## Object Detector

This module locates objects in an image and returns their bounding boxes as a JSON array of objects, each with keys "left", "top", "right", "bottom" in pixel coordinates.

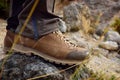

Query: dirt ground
[{"left": 0, "top": 19, "right": 7, "bottom": 60}]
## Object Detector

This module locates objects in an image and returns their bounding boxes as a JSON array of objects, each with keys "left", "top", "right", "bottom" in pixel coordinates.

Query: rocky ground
[
  {"left": 0, "top": 0, "right": 120, "bottom": 80},
  {"left": 0, "top": 19, "right": 6, "bottom": 60}
]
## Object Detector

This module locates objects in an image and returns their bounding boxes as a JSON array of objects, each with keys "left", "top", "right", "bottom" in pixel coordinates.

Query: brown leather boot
[{"left": 4, "top": 30, "right": 89, "bottom": 65}]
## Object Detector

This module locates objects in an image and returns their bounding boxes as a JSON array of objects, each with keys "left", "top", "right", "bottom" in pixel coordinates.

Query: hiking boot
[{"left": 4, "top": 30, "right": 89, "bottom": 65}]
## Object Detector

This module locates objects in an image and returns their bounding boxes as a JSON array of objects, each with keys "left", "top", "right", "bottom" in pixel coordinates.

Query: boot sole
[{"left": 4, "top": 44, "right": 89, "bottom": 65}]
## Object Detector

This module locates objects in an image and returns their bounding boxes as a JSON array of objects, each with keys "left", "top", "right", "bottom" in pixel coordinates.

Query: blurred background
[{"left": 0, "top": 0, "right": 9, "bottom": 19}]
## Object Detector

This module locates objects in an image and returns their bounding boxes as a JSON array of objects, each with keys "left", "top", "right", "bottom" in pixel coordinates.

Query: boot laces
[{"left": 53, "top": 30, "right": 78, "bottom": 48}]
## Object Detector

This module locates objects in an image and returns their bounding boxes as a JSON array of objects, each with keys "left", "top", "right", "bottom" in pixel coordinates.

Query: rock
[
  {"left": 77, "top": 40, "right": 88, "bottom": 48},
  {"left": 95, "top": 23, "right": 109, "bottom": 36},
  {"left": 65, "top": 31, "right": 88, "bottom": 48},
  {"left": 1, "top": 53, "right": 66, "bottom": 80},
  {"left": 107, "top": 51, "right": 120, "bottom": 60},
  {"left": 92, "top": 48, "right": 109, "bottom": 57},
  {"left": 85, "top": 55, "right": 120, "bottom": 79},
  {"left": 99, "top": 41, "right": 118, "bottom": 50},
  {"left": 83, "top": 0, "right": 120, "bottom": 36},
  {"left": 84, "top": 0, "right": 118, "bottom": 22},
  {"left": 84, "top": 0, "right": 116, "bottom": 9},
  {"left": 93, "top": 33, "right": 100, "bottom": 40},
  {"left": 0, "top": 52, "right": 120, "bottom": 80},
  {"left": 0, "top": 48, "right": 5, "bottom": 60},
  {"left": 105, "top": 31, "right": 120, "bottom": 44},
  {"left": 63, "top": 2, "right": 91, "bottom": 32},
  {"left": 58, "top": 19, "right": 67, "bottom": 33},
  {"left": 72, "top": 54, "right": 120, "bottom": 80}
]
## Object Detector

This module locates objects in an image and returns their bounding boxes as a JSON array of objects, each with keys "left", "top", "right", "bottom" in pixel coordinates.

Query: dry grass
[
  {"left": 111, "top": 17, "right": 120, "bottom": 34},
  {"left": 70, "top": 64, "right": 118, "bottom": 80}
]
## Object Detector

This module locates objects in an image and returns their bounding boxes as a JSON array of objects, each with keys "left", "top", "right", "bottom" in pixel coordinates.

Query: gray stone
[
  {"left": 93, "top": 34, "right": 100, "bottom": 40},
  {"left": 1, "top": 53, "right": 66, "bottom": 80},
  {"left": 105, "top": 31, "right": 120, "bottom": 44},
  {"left": 63, "top": 2, "right": 91, "bottom": 32},
  {"left": 77, "top": 40, "right": 88, "bottom": 48},
  {"left": 0, "top": 48, "right": 6, "bottom": 60},
  {"left": 84, "top": 0, "right": 116, "bottom": 10},
  {"left": 95, "top": 23, "right": 109, "bottom": 36},
  {"left": 0, "top": 51, "right": 120, "bottom": 80},
  {"left": 58, "top": 19, "right": 67, "bottom": 33},
  {"left": 84, "top": 0, "right": 120, "bottom": 37},
  {"left": 99, "top": 41, "right": 118, "bottom": 50},
  {"left": 65, "top": 31, "right": 88, "bottom": 48},
  {"left": 92, "top": 48, "right": 109, "bottom": 57}
]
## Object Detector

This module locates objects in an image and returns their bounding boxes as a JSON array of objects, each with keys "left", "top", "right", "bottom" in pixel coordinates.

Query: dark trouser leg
[
  {"left": 17, "top": 0, "right": 60, "bottom": 39},
  {"left": 6, "top": 0, "right": 26, "bottom": 32},
  {"left": 7, "top": 0, "right": 60, "bottom": 39}
]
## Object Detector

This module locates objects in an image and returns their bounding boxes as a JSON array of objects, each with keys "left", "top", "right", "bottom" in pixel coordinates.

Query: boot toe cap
[{"left": 66, "top": 50, "right": 89, "bottom": 61}]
